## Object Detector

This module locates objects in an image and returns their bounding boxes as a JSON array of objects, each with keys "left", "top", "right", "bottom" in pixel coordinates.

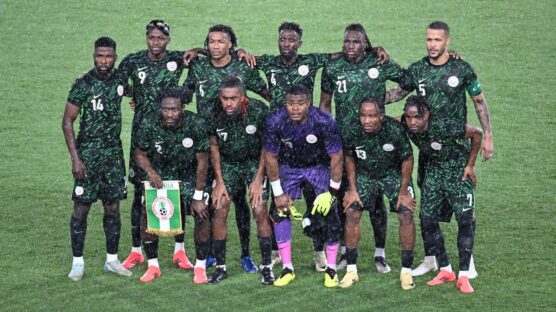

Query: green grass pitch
[{"left": 0, "top": 0, "right": 555, "bottom": 310}]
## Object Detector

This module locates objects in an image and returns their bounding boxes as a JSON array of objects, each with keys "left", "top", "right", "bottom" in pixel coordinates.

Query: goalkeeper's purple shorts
[{"left": 278, "top": 164, "right": 329, "bottom": 199}]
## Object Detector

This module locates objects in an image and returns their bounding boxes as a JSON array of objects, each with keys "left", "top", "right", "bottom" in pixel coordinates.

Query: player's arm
[
  {"left": 471, "top": 93, "right": 493, "bottom": 161},
  {"left": 397, "top": 156, "right": 416, "bottom": 211},
  {"left": 264, "top": 150, "right": 292, "bottom": 210},
  {"left": 342, "top": 150, "right": 363, "bottom": 212},
  {"left": 134, "top": 148, "right": 163, "bottom": 189},
  {"left": 249, "top": 149, "right": 266, "bottom": 209},
  {"left": 319, "top": 66, "right": 335, "bottom": 113},
  {"left": 462, "top": 124, "right": 483, "bottom": 185},
  {"left": 384, "top": 85, "right": 412, "bottom": 104},
  {"left": 373, "top": 46, "right": 390, "bottom": 65},
  {"left": 210, "top": 136, "right": 230, "bottom": 209},
  {"left": 191, "top": 150, "right": 210, "bottom": 221},
  {"left": 62, "top": 102, "right": 86, "bottom": 180},
  {"left": 183, "top": 47, "right": 208, "bottom": 66}
]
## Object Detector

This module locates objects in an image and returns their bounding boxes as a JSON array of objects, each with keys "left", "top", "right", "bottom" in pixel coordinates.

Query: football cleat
[
  {"left": 260, "top": 266, "right": 275, "bottom": 285},
  {"left": 400, "top": 272, "right": 416, "bottom": 290},
  {"left": 339, "top": 271, "right": 359, "bottom": 288},
  {"left": 240, "top": 256, "right": 258, "bottom": 273},
  {"left": 273, "top": 268, "right": 295, "bottom": 287},
  {"left": 427, "top": 270, "right": 456, "bottom": 286},
  {"left": 314, "top": 251, "right": 327, "bottom": 272},
  {"left": 457, "top": 276, "right": 475, "bottom": 294},
  {"left": 68, "top": 263, "right": 85, "bottom": 281},
  {"left": 374, "top": 256, "right": 391, "bottom": 273},
  {"left": 104, "top": 260, "right": 132, "bottom": 277},
  {"left": 122, "top": 252, "right": 144, "bottom": 270},
  {"left": 412, "top": 258, "right": 438, "bottom": 276},
  {"left": 193, "top": 267, "right": 208, "bottom": 284},
  {"left": 139, "top": 266, "right": 161, "bottom": 283},
  {"left": 173, "top": 250, "right": 193, "bottom": 270},
  {"left": 324, "top": 267, "right": 339, "bottom": 288},
  {"left": 207, "top": 267, "right": 228, "bottom": 285}
]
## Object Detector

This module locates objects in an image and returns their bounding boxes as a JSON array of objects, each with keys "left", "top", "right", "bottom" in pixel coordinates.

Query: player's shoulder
[
  {"left": 408, "top": 56, "right": 428, "bottom": 70},
  {"left": 121, "top": 50, "right": 147, "bottom": 63},
  {"left": 309, "top": 106, "right": 335, "bottom": 125},
  {"left": 265, "top": 107, "right": 288, "bottom": 124},
  {"left": 383, "top": 116, "right": 406, "bottom": 133},
  {"left": 70, "top": 69, "right": 95, "bottom": 88},
  {"left": 248, "top": 98, "right": 269, "bottom": 114},
  {"left": 448, "top": 57, "right": 475, "bottom": 73},
  {"left": 256, "top": 54, "right": 279, "bottom": 66}
]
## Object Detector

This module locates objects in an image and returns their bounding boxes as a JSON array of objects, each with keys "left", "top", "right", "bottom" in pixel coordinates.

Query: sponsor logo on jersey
[
  {"left": 368, "top": 68, "right": 379, "bottom": 79},
  {"left": 306, "top": 134, "right": 318, "bottom": 144},
  {"left": 155, "top": 141, "right": 163, "bottom": 154},
  {"left": 74, "top": 186, "right": 84, "bottom": 196},
  {"left": 137, "top": 66, "right": 148, "bottom": 72},
  {"left": 117, "top": 85, "right": 124, "bottom": 96},
  {"left": 182, "top": 138, "right": 193, "bottom": 148},
  {"left": 245, "top": 125, "right": 257, "bottom": 134},
  {"left": 298, "top": 65, "right": 309, "bottom": 76},
  {"left": 382, "top": 143, "right": 394, "bottom": 152},
  {"left": 448, "top": 76, "right": 459, "bottom": 87},
  {"left": 281, "top": 138, "right": 293, "bottom": 148},
  {"left": 431, "top": 142, "right": 442, "bottom": 150},
  {"left": 166, "top": 61, "right": 178, "bottom": 72}
]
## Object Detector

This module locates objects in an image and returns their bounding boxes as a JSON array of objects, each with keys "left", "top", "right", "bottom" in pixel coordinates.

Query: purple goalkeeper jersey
[{"left": 263, "top": 106, "right": 342, "bottom": 168}]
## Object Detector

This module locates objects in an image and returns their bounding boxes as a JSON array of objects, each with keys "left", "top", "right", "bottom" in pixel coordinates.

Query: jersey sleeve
[
  {"left": 244, "top": 66, "right": 267, "bottom": 96},
  {"left": 398, "top": 64, "right": 416, "bottom": 92},
  {"left": 262, "top": 113, "right": 281, "bottom": 154},
  {"left": 67, "top": 78, "right": 87, "bottom": 107},
  {"left": 320, "top": 64, "right": 336, "bottom": 94},
  {"left": 118, "top": 54, "right": 134, "bottom": 81},
  {"left": 193, "top": 117, "right": 210, "bottom": 153},
  {"left": 323, "top": 118, "right": 343, "bottom": 155},
  {"left": 462, "top": 62, "right": 482, "bottom": 96},
  {"left": 383, "top": 59, "right": 408, "bottom": 84},
  {"left": 134, "top": 121, "right": 151, "bottom": 151},
  {"left": 397, "top": 127, "right": 413, "bottom": 161},
  {"left": 310, "top": 53, "right": 331, "bottom": 67},
  {"left": 183, "top": 61, "right": 198, "bottom": 89},
  {"left": 255, "top": 54, "right": 272, "bottom": 70}
]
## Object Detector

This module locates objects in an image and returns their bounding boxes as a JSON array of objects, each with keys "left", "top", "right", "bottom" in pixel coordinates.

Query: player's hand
[
  {"left": 342, "top": 189, "right": 363, "bottom": 213},
  {"left": 129, "top": 98, "right": 137, "bottom": 112},
  {"left": 212, "top": 182, "right": 230, "bottom": 210},
  {"left": 191, "top": 199, "right": 209, "bottom": 221},
  {"left": 183, "top": 49, "right": 199, "bottom": 66},
  {"left": 481, "top": 134, "right": 493, "bottom": 161},
  {"left": 248, "top": 179, "right": 264, "bottom": 210},
  {"left": 447, "top": 49, "right": 463, "bottom": 60},
  {"left": 274, "top": 194, "right": 292, "bottom": 213},
  {"left": 147, "top": 171, "right": 163, "bottom": 189},
  {"left": 396, "top": 193, "right": 416, "bottom": 212},
  {"left": 72, "top": 158, "right": 87, "bottom": 180},
  {"left": 312, "top": 191, "right": 336, "bottom": 216},
  {"left": 374, "top": 46, "right": 390, "bottom": 65},
  {"left": 237, "top": 48, "right": 256, "bottom": 68},
  {"left": 462, "top": 165, "right": 477, "bottom": 185}
]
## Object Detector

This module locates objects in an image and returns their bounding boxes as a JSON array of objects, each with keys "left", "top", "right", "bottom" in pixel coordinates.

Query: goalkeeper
[{"left": 263, "top": 84, "right": 343, "bottom": 288}]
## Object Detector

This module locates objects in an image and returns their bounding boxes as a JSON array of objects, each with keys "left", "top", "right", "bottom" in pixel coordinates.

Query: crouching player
[
  {"left": 208, "top": 76, "right": 274, "bottom": 285},
  {"left": 134, "top": 88, "right": 212, "bottom": 283},
  {"left": 341, "top": 98, "right": 416, "bottom": 290},
  {"left": 264, "top": 84, "right": 343, "bottom": 287},
  {"left": 402, "top": 95, "right": 482, "bottom": 293}
]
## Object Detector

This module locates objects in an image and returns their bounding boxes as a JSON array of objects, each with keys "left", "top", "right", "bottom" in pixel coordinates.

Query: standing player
[
  {"left": 320, "top": 23, "right": 408, "bottom": 272},
  {"left": 119, "top": 20, "right": 198, "bottom": 270},
  {"left": 386, "top": 21, "right": 493, "bottom": 276},
  {"left": 264, "top": 85, "right": 343, "bottom": 287},
  {"left": 62, "top": 37, "right": 132, "bottom": 281},
  {"left": 208, "top": 76, "right": 274, "bottom": 285},
  {"left": 133, "top": 88, "right": 212, "bottom": 283},
  {"left": 184, "top": 24, "right": 269, "bottom": 273},
  {"left": 402, "top": 95, "right": 483, "bottom": 293},
  {"left": 341, "top": 98, "right": 417, "bottom": 290}
]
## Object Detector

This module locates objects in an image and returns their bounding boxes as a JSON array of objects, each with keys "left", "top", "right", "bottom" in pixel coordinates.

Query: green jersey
[
  {"left": 343, "top": 116, "right": 413, "bottom": 179},
  {"left": 67, "top": 69, "right": 127, "bottom": 148},
  {"left": 405, "top": 118, "right": 469, "bottom": 168},
  {"left": 134, "top": 111, "right": 209, "bottom": 182},
  {"left": 400, "top": 57, "right": 482, "bottom": 124},
  {"left": 321, "top": 53, "right": 407, "bottom": 136},
  {"left": 119, "top": 50, "right": 186, "bottom": 127},
  {"left": 256, "top": 53, "right": 329, "bottom": 110},
  {"left": 184, "top": 56, "right": 267, "bottom": 119},
  {"left": 210, "top": 98, "right": 269, "bottom": 163}
]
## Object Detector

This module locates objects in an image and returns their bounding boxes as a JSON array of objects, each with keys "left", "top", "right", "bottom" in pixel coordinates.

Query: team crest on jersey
[
  {"left": 306, "top": 134, "right": 318, "bottom": 144},
  {"left": 245, "top": 125, "right": 257, "bottom": 134},
  {"left": 117, "top": 85, "right": 124, "bottom": 96},
  {"left": 448, "top": 76, "right": 459, "bottom": 87},
  {"left": 382, "top": 143, "right": 394, "bottom": 152},
  {"left": 298, "top": 65, "right": 309, "bottom": 76},
  {"left": 182, "top": 138, "right": 193, "bottom": 148},
  {"left": 129, "top": 168, "right": 135, "bottom": 178},
  {"left": 74, "top": 186, "right": 84, "bottom": 196},
  {"left": 167, "top": 61, "right": 178, "bottom": 72},
  {"left": 368, "top": 68, "right": 379, "bottom": 79},
  {"left": 152, "top": 197, "right": 175, "bottom": 220},
  {"left": 431, "top": 142, "right": 442, "bottom": 150}
]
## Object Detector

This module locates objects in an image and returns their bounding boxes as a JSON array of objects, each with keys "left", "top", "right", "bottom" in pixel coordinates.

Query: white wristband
[
  {"left": 270, "top": 179, "right": 284, "bottom": 197},
  {"left": 193, "top": 189, "right": 204, "bottom": 201},
  {"left": 330, "top": 179, "right": 341, "bottom": 190}
]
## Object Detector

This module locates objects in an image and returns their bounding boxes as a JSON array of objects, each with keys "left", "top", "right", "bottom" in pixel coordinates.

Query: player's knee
[
  {"left": 72, "top": 202, "right": 92, "bottom": 220},
  {"left": 456, "top": 212, "right": 474, "bottom": 226},
  {"left": 103, "top": 201, "right": 120, "bottom": 215},
  {"left": 398, "top": 211, "right": 414, "bottom": 226}
]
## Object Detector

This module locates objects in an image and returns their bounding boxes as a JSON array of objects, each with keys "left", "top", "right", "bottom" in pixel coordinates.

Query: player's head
[
  {"left": 278, "top": 22, "right": 303, "bottom": 61},
  {"left": 146, "top": 19, "right": 171, "bottom": 59},
  {"left": 426, "top": 21, "right": 451, "bottom": 60},
  {"left": 403, "top": 95, "right": 430, "bottom": 133},
  {"left": 343, "top": 23, "right": 373, "bottom": 62},
  {"left": 286, "top": 84, "right": 311, "bottom": 124},
  {"left": 93, "top": 37, "right": 117, "bottom": 76},
  {"left": 158, "top": 88, "right": 184, "bottom": 129},
  {"left": 205, "top": 24, "right": 237, "bottom": 61},
  {"left": 359, "top": 98, "right": 383, "bottom": 133},
  {"left": 218, "top": 76, "right": 245, "bottom": 117}
]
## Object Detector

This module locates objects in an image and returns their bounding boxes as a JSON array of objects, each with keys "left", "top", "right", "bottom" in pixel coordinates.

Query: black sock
[
  {"left": 401, "top": 250, "right": 414, "bottom": 268},
  {"left": 345, "top": 248, "right": 358, "bottom": 265},
  {"left": 143, "top": 239, "right": 159, "bottom": 260},
  {"left": 103, "top": 213, "right": 121, "bottom": 255},
  {"left": 70, "top": 216, "right": 87, "bottom": 257},
  {"left": 421, "top": 217, "right": 439, "bottom": 257},
  {"left": 258, "top": 236, "right": 272, "bottom": 266},
  {"left": 195, "top": 240, "right": 210, "bottom": 261},
  {"left": 131, "top": 187, "right": 143, "bottom": 247},
  {"left": 457, "top": 217, "right": 475, "bottom": 271},
  {"left": 213, "top": 240, "right": 227, "bottom": 267}
]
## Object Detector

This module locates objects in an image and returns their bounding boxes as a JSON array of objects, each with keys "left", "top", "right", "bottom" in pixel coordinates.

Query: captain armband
[{"left": 466, "top": 80, "right": 482, "bottom": 96}]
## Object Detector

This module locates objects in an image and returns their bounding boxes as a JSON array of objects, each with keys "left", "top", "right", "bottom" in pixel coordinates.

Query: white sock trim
[
  {"left": 374, "top": 248, "right": 385, "bottom": 258},
  {"left": 106, "top": 253, "right": 118, "bottom": 263},
  {"left": 147, "top": 258, "right": 160, "bottom": 268},
  {"left": 73, "top": 256, "right": 84, "bottom": 265}
]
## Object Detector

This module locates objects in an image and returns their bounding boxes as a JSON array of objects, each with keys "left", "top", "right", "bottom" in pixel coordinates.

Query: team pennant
[{"left": 144, "top": 180, "right": 183, "bottom": 237}]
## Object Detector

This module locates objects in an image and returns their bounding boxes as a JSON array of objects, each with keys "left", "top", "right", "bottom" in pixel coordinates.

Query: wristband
[
  {"left": 270, "top": 179, "right": 284, "bottom": 197},
  {"left": 193, "top": 189, "right": 204, "bottom": 201},
  {"left": 329, "top": 179, "right": 341, "bottom": 190}
]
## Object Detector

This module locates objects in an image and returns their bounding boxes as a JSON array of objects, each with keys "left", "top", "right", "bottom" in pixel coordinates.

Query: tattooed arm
[
  {"left": 384, "top": 85, "right": 411, "bottom": 104},
  {"left": 471, "top": 93, "right": 493, "bottom": 161}
]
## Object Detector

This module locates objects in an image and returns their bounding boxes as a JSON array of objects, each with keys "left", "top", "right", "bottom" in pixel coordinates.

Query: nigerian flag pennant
[{"left": 144, "top": 180, "right": 183, "bottom": 237}]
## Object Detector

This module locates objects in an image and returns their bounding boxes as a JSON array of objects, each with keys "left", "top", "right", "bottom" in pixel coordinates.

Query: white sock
[
  {"left": 401, "top": 267, "right": 412, "bottom": 274},
  {"left": 374, "top": 248, "right": 385, "bottom": 258},
  {"left": 216, "top": 264, "right": 227, "bottom": 271},
  {"left": 147, "top": 258, "right": 159, "bottom": 268},
  {"left": 73, "top": 256, "right": 84, "bottom": 265},
  {"left": 283, "top": 263, "right": 294, "bottom": 271},
  {"left": 174, "top": 242, "right": 184, "bottom": 253},
  {"left": 327, "top": 264, "right": 337, "bottom": 271},
  {"left": 195, "top": 259, "right": 206, "bottom": 268},
  {"left": 440, "top": 264, "right": 453, "bottom": 272},
  {"left": 424, "top": 255, "right": 436, "bottom": 263},
  {"left": 315, "top": 250, "right": 325, "bottom": 258},
  {"left": 106, "top": 253, "right": 118, "bottom": 263},
  {"left": 459, "top": 270, "right": 471, "bottom": 278},
  {"left": 340, "top": 245, "right": 346, "bottom": 255},
  {"left": 132, "top": 247, "right": 142, "bottom": 254},
  {"left": 347, "top": 264, "right": 357, "bottom": 273}
]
